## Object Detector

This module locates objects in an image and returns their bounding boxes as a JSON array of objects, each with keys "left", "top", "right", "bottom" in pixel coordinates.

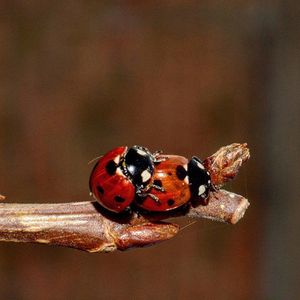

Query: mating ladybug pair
[{"left": 89, "top": 145, "right": 213, "bottom": 213}]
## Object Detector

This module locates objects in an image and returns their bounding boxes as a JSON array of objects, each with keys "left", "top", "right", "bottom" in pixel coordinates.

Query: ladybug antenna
[
  {"left": 179, "top": 220, "right": 198, "bottom": 232},
  {"left": 88, "top": 156, "right": 103, "bottom": 165}
]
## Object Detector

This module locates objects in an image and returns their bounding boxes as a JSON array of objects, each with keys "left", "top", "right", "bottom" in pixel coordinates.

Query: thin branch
[
  {"left": 0, "top": 201, "right": 179, "bottom": 252},
  {"left": 0, "top": 143, "right": 250, "bottom": 252}
]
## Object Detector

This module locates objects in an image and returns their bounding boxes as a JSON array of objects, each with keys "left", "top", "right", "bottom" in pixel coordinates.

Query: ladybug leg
[
  {"left": 153, "top": 150, "right": 162, "bottom": 156},
  {"left": 154, "top": 157, "right": 167, "bottom": 163},
  {"left": 146, "top": 149, "right": 166, "bottom": 163},
  {"left": 140, "top": 182, "right": 165, "bottom": 193},
  {"left": 150, "top": 184, "right": 165, "bottom": 192},
  {"left": 210, "top": 183, "right": 218, "bottom": 192},
  {"left": 153, "top": 152, "right": 167, "bottom": 164},
  {"left": 144, "top": 193, "right": 161, "bottom": 204},
  {"left": 136, "top": 189, "right": 161, "bottom": 204}
]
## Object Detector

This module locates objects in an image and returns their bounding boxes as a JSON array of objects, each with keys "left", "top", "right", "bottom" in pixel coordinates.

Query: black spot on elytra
[
  {"left": 114, "top": 196, "right": 125, "bottom": 203},
  {"left": 153, "top": 179, "right": 162, "bottom": 187},
  {"left": 106, "top": 160, "right": 117, "bottom": 175},
  {"left": 176, "top": 165, "right": 187, "bottom": 180},
  {"left": 167, "top": 199, "right": 175, "bottom": 206},
  {"left": 97, "top": 185, "right": 104, "bottom": 195},
  {"left": 168, "top": 172, "right": 172, "bottom": 176}
]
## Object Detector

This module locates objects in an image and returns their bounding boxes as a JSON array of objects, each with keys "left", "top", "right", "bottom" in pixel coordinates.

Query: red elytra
[
  {"left": 89, "top": 145, "right": 212, "bottom": 213},
  {"left": 135, "top": 155, "right": 191, "bottom": 211},
  {"left": 89, "top": 146, "right": 135, "bottom": 212}
]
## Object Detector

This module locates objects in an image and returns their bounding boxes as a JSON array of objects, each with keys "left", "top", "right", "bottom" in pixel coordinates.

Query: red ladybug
[
  {"left": 89, "top": 145, "right": 212, "bottom": 213},
  {"left": 135, "top": 155, "right": 191, "bottom": 211},
  {"left": 135, "top": 155, "right": 211, "bottom": 211},
  {"left": 89, "top": 145, "right": 163, "bottom": 212}
]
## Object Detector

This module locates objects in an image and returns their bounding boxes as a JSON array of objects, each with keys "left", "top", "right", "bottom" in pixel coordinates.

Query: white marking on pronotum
[
  {"left": 196, "top": 161, "right": 205, "bottom": 170},
  {"left": 141, "top": 170, "right": 151, "bottom": 182},
  {"left": 229, "top": 193, "right": 235, "bottom": 198},
  {"left": 116, "top": 167, "right": 124, "bottom": 176},
  {"left": 198, "top": 185, "right": 206, "bottom": 196},
  {"left": 137, "top": 149, "right": 147, "bottom": 156},
  {"left": 183, "top": 164, "right": 188, "bottom": 171},
  {"left": 184, "top": 176, "right": 189, "bottom": 184},
  {"left": 113, "top": 155, "right": 120, "bottom": 164}
]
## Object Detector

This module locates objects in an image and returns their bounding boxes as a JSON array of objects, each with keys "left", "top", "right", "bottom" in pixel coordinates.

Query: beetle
[
  {"left": 89, "top": 145, "right": 212, "bottom": 213},
  {"left": 89, "top": 145, "right": 163, "bottom": 212},
  {"left": 135, "top": 155, "right": 212, "bottom": 211}
]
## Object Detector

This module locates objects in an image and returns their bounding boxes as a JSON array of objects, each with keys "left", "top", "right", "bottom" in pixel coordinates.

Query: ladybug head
[
  {"left": 188, "top": 156, "right": 212, "bottom": 203},
  {"left": 122, "top": 146, "right": 155, "bottom": 188}
]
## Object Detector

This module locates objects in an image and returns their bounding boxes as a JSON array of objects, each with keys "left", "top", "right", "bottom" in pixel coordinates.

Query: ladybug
[
  {"left": 89, "top": 145, "right": 213, "bottom": 213},
  {"left": 89, "top": 145, "right": 164, "bottom": 212},
  {"left": 135, "top": 155, "right": 212, "bottom": 211}
]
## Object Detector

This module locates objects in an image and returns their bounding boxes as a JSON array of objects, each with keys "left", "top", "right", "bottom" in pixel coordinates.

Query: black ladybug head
[
  {"left": 188, "top": 156, "right": 212, "bottom": 204},
  {"left": 122, "top": 146, "right": 155, "bottom": 188}
]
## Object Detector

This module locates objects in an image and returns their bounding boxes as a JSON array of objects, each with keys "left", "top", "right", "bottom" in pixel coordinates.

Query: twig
[{"left": 0, "top": 143, "right": 250, "bottom": 252}]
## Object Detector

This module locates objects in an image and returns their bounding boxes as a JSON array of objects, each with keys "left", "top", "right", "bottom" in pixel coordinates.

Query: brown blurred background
[{"left": 0, "top": 1, "right": 299, "bottom": 299}]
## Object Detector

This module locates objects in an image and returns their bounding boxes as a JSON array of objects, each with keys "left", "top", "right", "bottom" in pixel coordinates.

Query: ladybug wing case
[
  {"left": 89, "top": 146, "right": 135, "bottom": 213},
  {"left": 136, "top": 155, "right": 191, "bottom": 211}
]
